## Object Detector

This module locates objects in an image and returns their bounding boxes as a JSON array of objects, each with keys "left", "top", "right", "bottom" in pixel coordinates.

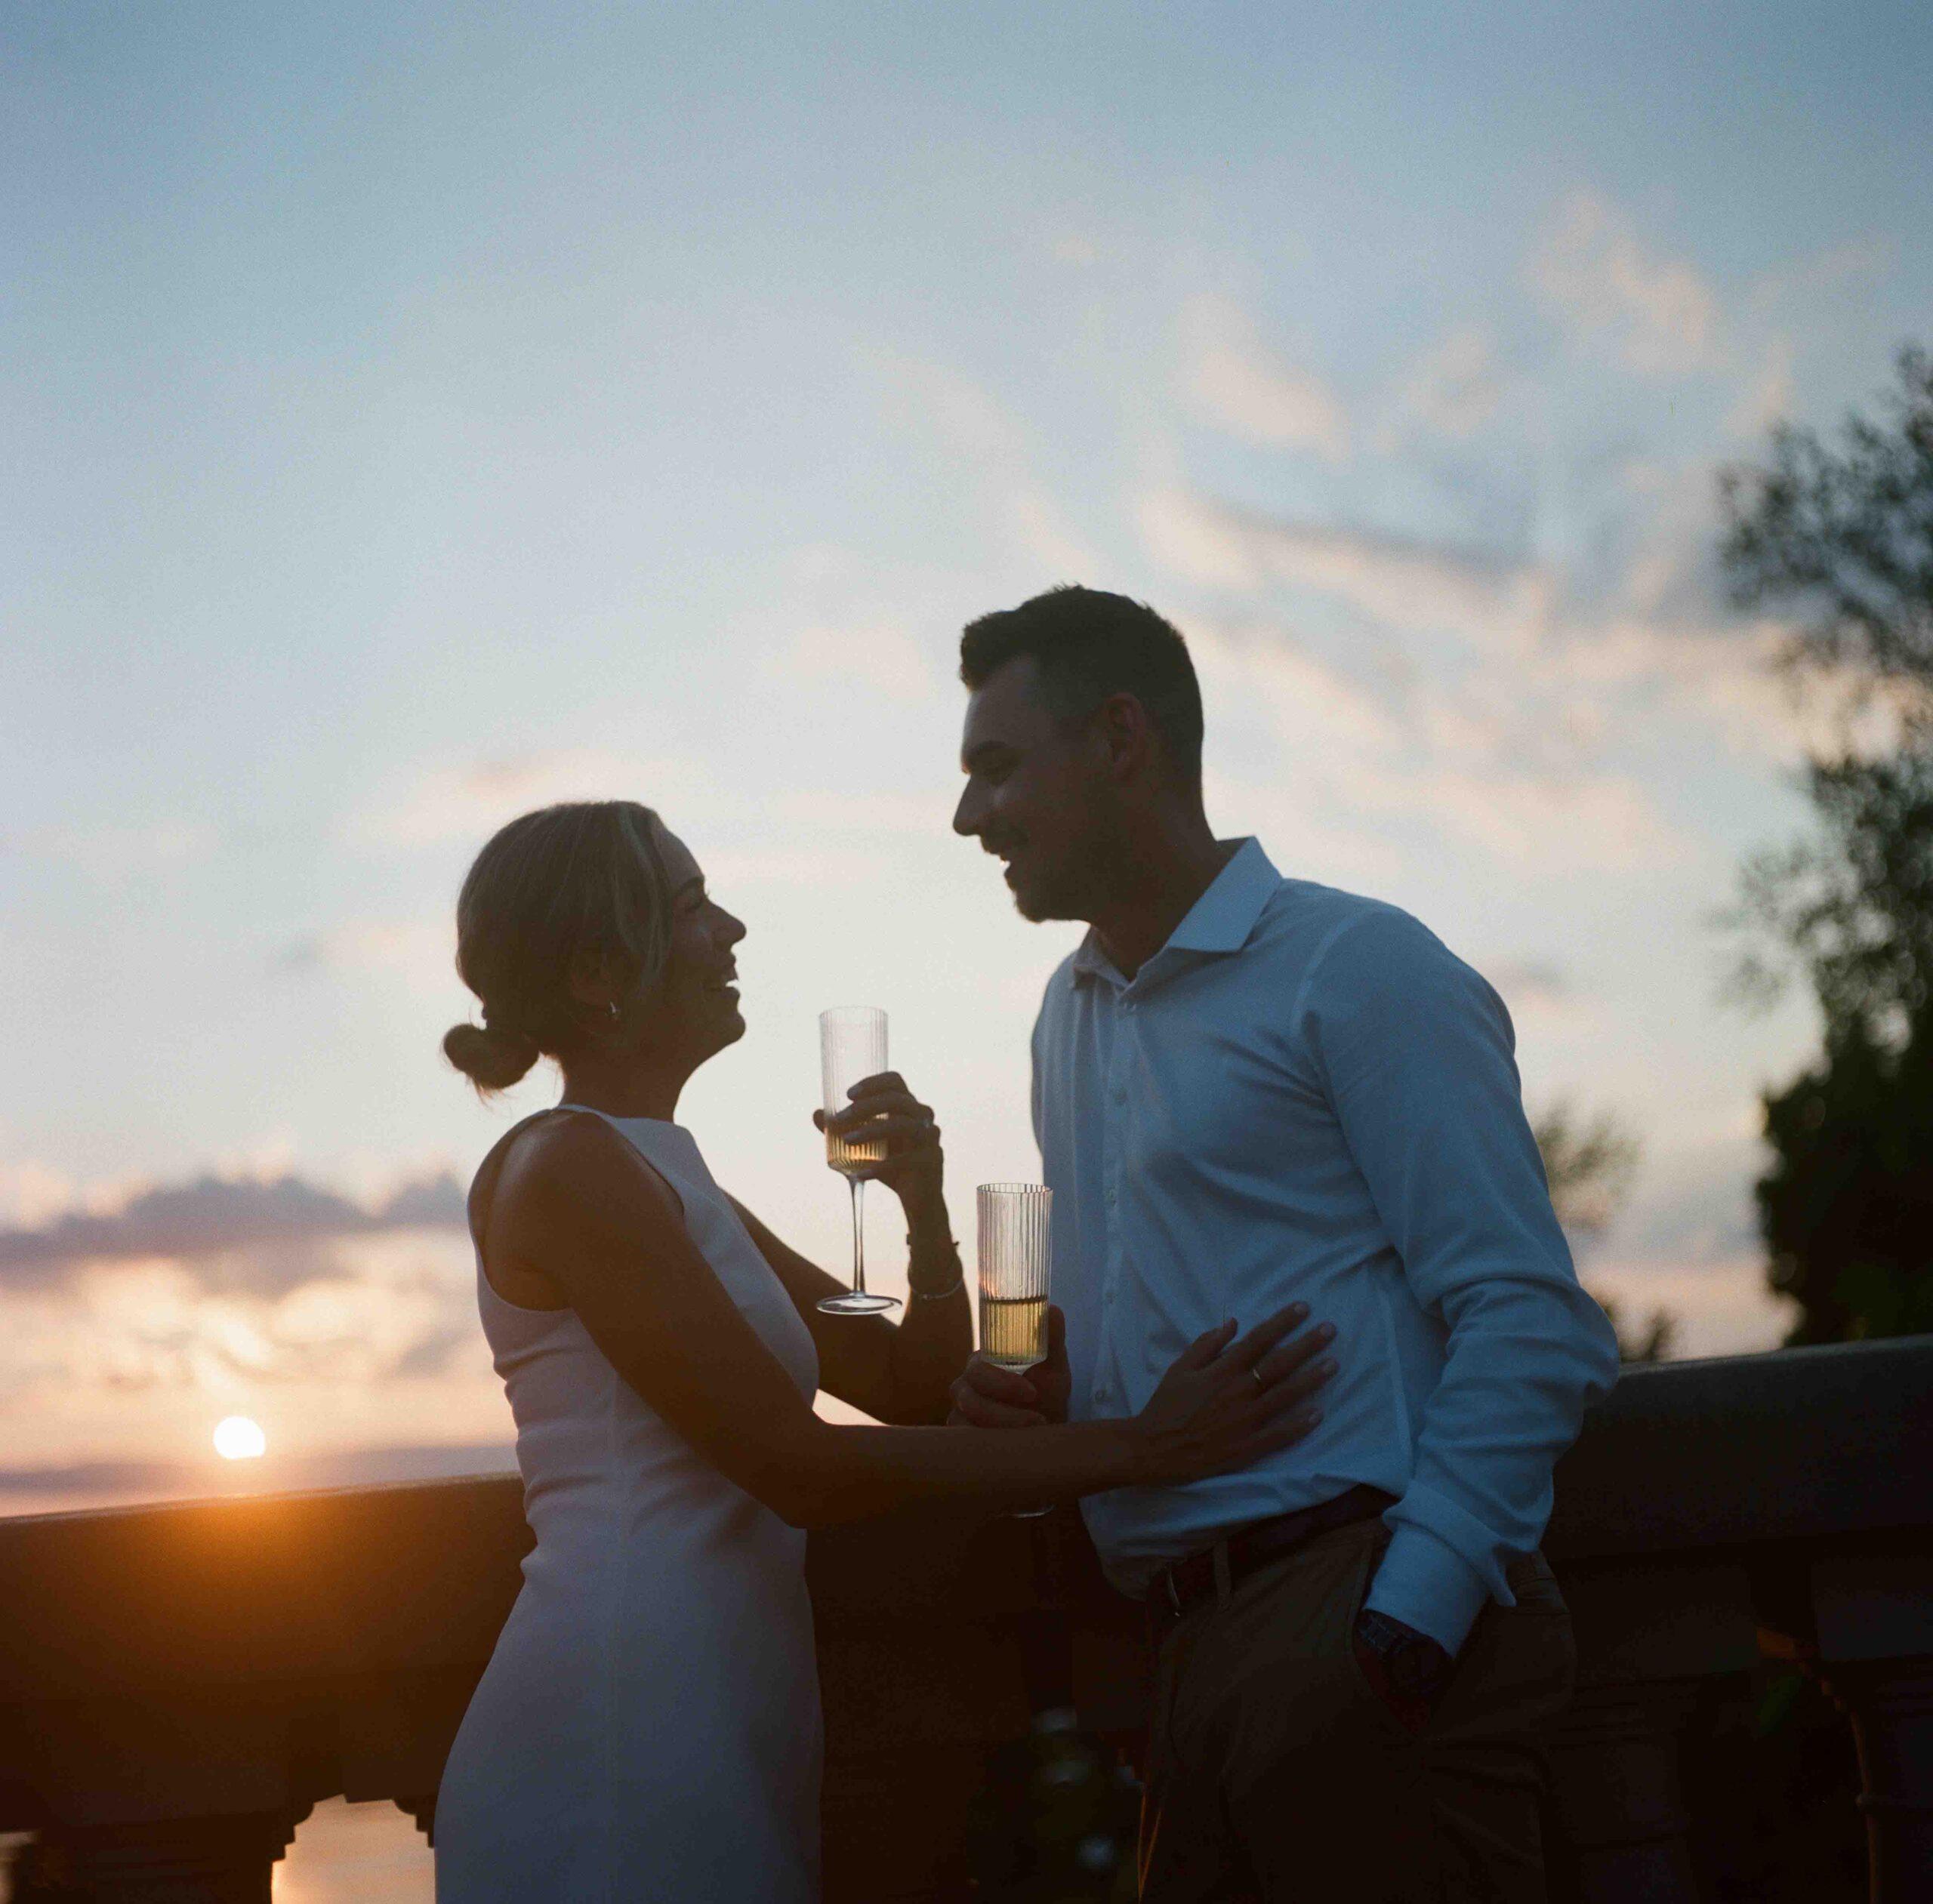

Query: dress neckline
[{"left": 556, "top": 1101, "right": 687, "bottom": 1130}]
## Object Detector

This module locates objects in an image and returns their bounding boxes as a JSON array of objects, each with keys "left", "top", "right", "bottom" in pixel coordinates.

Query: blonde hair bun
[{"left": 442, "top": 1020, "right": 542, "bottom": 1091}]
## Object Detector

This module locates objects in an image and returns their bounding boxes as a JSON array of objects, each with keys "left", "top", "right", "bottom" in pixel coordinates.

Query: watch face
[{"left": 1386, "top": 1638, "right": 1451, "bottom": 1699}]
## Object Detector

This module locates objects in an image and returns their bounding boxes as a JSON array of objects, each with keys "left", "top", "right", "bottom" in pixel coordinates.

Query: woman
[{"left": 431, "top": 800, "right": 1335, "bottom": 1903}]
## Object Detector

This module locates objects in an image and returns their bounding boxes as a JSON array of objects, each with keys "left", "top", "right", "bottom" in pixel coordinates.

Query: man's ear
[{"left": 1094, "top": 691, "right": 1155, "bottom": 785}]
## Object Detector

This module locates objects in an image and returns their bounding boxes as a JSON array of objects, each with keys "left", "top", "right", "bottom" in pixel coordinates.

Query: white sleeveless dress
[{"left": 434, "top": 1112, "right": 823, "bottom": 1903}]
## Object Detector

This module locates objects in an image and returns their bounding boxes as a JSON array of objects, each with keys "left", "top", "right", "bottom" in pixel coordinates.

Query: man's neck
[{"left": 1090, "top": 812, "right": 1235, "bottom": 980}]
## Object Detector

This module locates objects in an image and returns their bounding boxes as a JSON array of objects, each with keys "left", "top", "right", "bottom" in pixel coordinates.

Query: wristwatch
[{"left": 1355, "top": 1608, "right": 1454, "bottom": 1702}]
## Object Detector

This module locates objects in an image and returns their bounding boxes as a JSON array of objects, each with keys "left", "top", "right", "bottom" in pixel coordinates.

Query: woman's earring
[{"left": 607, "top": 1001, "right": 621, "bottom": 1020}]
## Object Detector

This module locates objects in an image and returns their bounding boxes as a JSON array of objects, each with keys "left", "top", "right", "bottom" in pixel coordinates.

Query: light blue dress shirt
[{"left": 1031, "top": 839, "right": 1620, "bottom": 1655}]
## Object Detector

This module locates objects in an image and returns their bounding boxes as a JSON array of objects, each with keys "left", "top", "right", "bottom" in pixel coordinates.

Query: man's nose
[
  {"left": 952, "top": 783, "right": 984, "bottom": 837},
  {"left": 719, "top": 910, "right": 747, "bottom": 947}
]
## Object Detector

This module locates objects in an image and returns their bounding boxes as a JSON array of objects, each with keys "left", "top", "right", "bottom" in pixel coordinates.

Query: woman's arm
[
  {"left": 487, "top": 1111, "right": 1330, "bottom": 1529},
  {"left": 731, "top": 1068, "right": 971, "bottom": 1424},
  {"left": 727, "top": 1195, "right": 970, "bottom": 1425}
]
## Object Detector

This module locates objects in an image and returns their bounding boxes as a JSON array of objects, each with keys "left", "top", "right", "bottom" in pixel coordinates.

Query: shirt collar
[{"left": 1070, "top": 838, "right": 1279, "bottom": 987}]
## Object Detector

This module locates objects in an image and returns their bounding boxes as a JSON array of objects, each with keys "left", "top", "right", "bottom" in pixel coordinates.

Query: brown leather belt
[{"left": 1145, "top": 1483, "right": 1398, "bottom": 1625}]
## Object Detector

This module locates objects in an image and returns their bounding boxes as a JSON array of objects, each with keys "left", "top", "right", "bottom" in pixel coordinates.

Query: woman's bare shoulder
[{"left": 480, "top": 1110, "right": 680, "bottom": 1242}]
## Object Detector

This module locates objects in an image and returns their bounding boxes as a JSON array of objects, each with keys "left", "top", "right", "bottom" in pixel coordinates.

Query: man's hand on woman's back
[{"left": 948, "top": 1305, "right": 1072, "bottom": 1427}]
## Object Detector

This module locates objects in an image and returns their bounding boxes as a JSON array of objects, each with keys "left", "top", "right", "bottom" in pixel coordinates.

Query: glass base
[
  {"left": 1011, "top": 1504, "right": 1053, "bottom": 1520},
  {"left": 817, "top": 1290, "right": 901, "bottom": 1315}
]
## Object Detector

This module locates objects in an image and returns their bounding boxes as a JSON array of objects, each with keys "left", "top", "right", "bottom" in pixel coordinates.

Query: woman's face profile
[{"left": 641, "top": 824, "right": 748, "bottom": 1062}]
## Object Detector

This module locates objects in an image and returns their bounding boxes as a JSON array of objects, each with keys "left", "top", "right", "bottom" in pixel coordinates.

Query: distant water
[
  {"left": 0, "top": 1442, "right": 517, "bottom": 1520},
  {"left": 4, "top": 1803, "right": 433, "bottom": 1901},
  {"left": 275, "top": 1798, "right": 433, "bottom": 1901}
]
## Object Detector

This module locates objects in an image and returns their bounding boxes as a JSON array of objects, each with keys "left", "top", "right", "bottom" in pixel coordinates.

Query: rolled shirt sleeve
[{"left": 1302, "top": 910, "right": 1620, "bottom": 1655}]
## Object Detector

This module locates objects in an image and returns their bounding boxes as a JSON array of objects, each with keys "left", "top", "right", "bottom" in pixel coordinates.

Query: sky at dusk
[{"left": 6, "top": 2, "right": 1933, "bottom": 1523}]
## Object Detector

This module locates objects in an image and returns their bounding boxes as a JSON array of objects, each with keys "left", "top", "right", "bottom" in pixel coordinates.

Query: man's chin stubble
[{"left": 1013, "top": 883, "right": 1084, "bottom": 926}]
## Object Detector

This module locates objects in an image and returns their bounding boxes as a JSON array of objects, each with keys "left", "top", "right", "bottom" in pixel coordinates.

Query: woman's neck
[{"left": 556, "top": 1051, "right": 692, "bottom": 1122}]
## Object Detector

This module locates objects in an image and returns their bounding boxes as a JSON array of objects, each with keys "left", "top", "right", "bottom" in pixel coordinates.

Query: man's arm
[{"left": 1305, "top": 908, "right": 1620, "bottom": 1656}]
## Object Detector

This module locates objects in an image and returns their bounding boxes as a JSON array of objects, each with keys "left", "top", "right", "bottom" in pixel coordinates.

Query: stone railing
[{"left": 1, "top": 1336, "right": 1928, "bottom": 1902}]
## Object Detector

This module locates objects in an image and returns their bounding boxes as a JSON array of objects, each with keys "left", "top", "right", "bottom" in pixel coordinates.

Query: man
[{"left": 947, "top": 587, "right": 1619, "bottom": 1902}]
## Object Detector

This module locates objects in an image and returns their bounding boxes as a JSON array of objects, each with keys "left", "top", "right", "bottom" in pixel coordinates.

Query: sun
[{"left": 213, "top": 1416, "right": 267, "bottom": 1461}]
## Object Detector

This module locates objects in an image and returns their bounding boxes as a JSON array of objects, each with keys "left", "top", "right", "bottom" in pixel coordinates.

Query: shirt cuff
[{"left": 1362, "top": 1522, "right": 1494, "bottom": 1657}]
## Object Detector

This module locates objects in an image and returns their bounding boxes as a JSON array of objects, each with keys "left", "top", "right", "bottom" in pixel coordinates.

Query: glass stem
[{"left": 849, "top": 1176, "right": 866, "bottom": 1298}]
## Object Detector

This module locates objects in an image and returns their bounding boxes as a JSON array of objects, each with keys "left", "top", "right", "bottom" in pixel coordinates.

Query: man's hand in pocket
[{"left": 1354, "top": 1609, "right": 1454, "bottom": 1735}]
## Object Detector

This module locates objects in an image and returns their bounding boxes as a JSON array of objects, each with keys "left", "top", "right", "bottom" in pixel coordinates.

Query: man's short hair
[{"left": 958, "top": 586, "right": 1204, "bottom": 791}]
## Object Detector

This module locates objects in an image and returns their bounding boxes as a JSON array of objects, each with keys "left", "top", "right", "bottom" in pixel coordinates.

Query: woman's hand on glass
[
  {"left": 813, "top": 1071, "right": 945, "bottom": 1228},
  {"left": 1130, "top": 1305, "right": 1336, "bottom": 1487}
]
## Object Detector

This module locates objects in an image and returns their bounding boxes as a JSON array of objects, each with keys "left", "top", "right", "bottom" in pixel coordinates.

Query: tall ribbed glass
[
  {"left": 976, "top": 1182, "right": 1052, "bottom": 1370},
  {"left": 817, "top": 1007, "right": 899, "bottom": 1315}
]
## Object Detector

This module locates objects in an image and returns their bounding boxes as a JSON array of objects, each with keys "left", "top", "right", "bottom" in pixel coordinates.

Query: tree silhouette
[
  {"left": 1531, "top": 1103, "right": 1669, "bottom": 1362},
  {"left": 1720, "top": 346, "right": 1933, "bottom": 1344},
  {"left": 1756, "top": 1012, "right": 1933, "bottom": 1343}
]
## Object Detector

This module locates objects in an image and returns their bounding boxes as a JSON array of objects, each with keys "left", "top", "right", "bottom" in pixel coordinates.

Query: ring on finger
[{"left": 1250, "top": 1366, "right": 1268, "bottom": 1393}]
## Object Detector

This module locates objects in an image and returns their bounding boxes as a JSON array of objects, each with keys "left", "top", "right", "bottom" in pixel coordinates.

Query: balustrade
[{"left": 0, "top": 1336, "right": 1927, "bottom": 1902}]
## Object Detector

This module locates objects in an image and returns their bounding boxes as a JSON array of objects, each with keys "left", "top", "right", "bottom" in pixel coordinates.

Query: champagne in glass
[
  {"left": 825, "top": 1120, "right": 887, "bottom": 1178},
  {"left": 979, "top": 1182, "right": 1053, "bottom": 1515},
  {"left": 980, "top": 1292, "right": 1050, "bottom": 1370},
  {"left": 976, "top": 1183, "right": 1052, "bottom": 1369},
  {"left": 817, "top": 1007, "right": 899, "bottom": 1316}
]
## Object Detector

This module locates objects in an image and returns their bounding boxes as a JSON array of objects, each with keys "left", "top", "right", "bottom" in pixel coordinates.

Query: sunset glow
[
  {"left": 214, "top": 1417, "right": 267, "bottom": 1462},
  {"left": 5, "top": 5, "right": 1928, "bottom": 1529}
]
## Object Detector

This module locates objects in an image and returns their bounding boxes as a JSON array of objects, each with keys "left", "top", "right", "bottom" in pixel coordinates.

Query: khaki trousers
[{"left": 1138, "top": 1515, "right": 1574, "bottom": 1904}]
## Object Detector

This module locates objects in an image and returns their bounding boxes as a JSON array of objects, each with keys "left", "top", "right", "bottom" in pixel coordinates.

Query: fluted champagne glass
[
  {"left": 977, "top": 1182, "right": 1052, "bottom": 1367},
  {"left": 818, "top": 1007, "right": 899, "bottom": 1316},
  {"left": 978, "top": 1182, "right": 1053, "bottom": 1516}
]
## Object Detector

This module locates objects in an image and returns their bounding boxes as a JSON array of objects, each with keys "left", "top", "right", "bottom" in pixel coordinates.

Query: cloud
[
  {"left": 1182, "top": 608, "right": 1694, "bottom": 872},
  {"left": 1142, "top": 434, "right": 1868, "bottom": 777},
  {"left": 1390, "top": 326, "right": 1503, "bottom": 438},
  {"left": 270, "top": 919, "right": 456, "bottom": 996},
  {"left": 889, "top": 355, "right": 1028, "bottom": 464},
  {"left": 1585, "top": 1258, "right": 1790, "bottom": 1360},
  {"left": 1361, "top": 764, "right": 1688, "bottom": 867},
  {"left": 0, "top": 1221, "right": 481, "bottom": 1404},
  {"left": 1526, "top": 188, "right": 1722, "bottom": 375},
  {"left": 1726, "top": 335, "right": 1796, "bottom": 440},
  {"left": 1746, "top": 236, "right": 1898, "bottom": 314},
  {"left": 1181, "top": 297, "right": 1350, "bottom": 458},
  {"left": 880, "top": 356, "right": 1102, "bottom": 577},
  {"left": 764, "top": 787, "right": 951, "bottom": 836},
  {"left": 1003, "top": 488, "right": 1099, "bottom": 580},
  {"left": 389, "top": 1318, "right": 485, "bottom": 1379},
  {"left": 0, "top": 1168, "right": 466, "bottom": 1292},
  {"left": 1142, "top": 486, "right": 1552, "bottom": 652},
  {"left": 0, "top": 821, "right": 215, "bottom": 880},
  {"left": 0, "top": 1161, "right": 78, "bottom": 1230},
  {"left": 1185, "top": 615, "right": 1401, "bottom": 752},
  {"left": 1550, "top": 608, "right": 1899, "bottom": 763},
  {"left": 701, "top": 846, "right": 884, "bottom": 889},
  {"left": 1136, "top": 442, "right": 1795, "bottom": 870},
  {"left": 353, "top": 752, "right": 700, "bottom": 849},
  {"left": 1558, "top": 1123, "right": 1793, "bottom": 1357},
  {"left": 770, "top": 618, "right": 942, "bottom": 703},
  {"left": 1482, "top": 957, "right": 1575, "bottom": 1020},
  {"left": 1600, "top": 1132, "right": 1763, "bottom": 1265}
]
